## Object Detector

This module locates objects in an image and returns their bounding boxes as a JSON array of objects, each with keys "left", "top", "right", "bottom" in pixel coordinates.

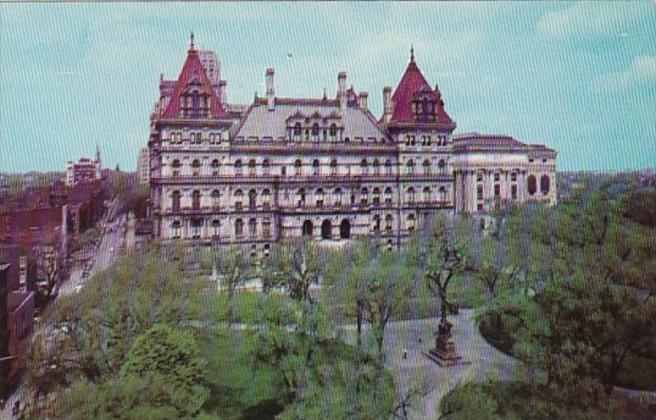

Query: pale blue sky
[{"left": 1, "top": 2, "right": 655, "bottom": 172}]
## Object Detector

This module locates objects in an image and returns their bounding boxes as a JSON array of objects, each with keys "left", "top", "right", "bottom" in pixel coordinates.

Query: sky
[{"left": 1, "top": 2, "right": 655, "bottom": 172}]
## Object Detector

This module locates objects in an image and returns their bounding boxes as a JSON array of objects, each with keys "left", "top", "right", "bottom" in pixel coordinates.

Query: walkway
[{"left": 341, "top": 309, "right": 517, "bottom": 419}]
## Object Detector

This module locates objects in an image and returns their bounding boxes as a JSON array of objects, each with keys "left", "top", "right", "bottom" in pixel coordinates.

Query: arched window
[
  {"left": 211, "top": 159, "right": 220, "bottom": 176},
  {"left": 540, "top": 175, "right": 550, "bottom": 195},
  {"left": 373, "top": 215, "right": 381, "bottom": 232},
  {"left": 385, "top": 159, "right": 393, "bottom": 175},
  {"left": 293, "top": 123, "right": 302, "bottom": 139},
  {"left": 333, "top": 188, "right": 343, "bottom": 207},
  {"left": 234, "top": 160, "right": 242, "bottom": 176},
  {"left": 262, "top": 217, "right": 271, "bottom": 238},
  {"left": 234, "top": 189, "right": 243, "bottom": 210},
  {"left": 248, "top": 218, "right": 257, "bottom": 237},
  {"left": 360, "top": 187, "right": 369, "bottom": 205},
  {"left": 406, "top": 159, "right": 415, "bottom": 175},
  {"left": 248, "top": 189, "right": 257, "bottom": 209},
  {"left": 384, "top": 187, "right": 393, "bottom": 205},
  {"left": 407, "top": 213, "right": 416, "bottom": 231},
  {"left": 172, "top": 159, "right": 181, "bottom": 177},
  {"left": 249, "top": 159, "right": 256, "bottom": 176},
  {"left": 235, "top": 218, "right": 244, "bottom": 238},
  {"left": 329, "top": 124, "right": 337, "bottom": 139},
  {"left": 315, "top": 188, "right": 325, "bottom": 208},
  {"left": 438, "top": 159, "right": 446, "bottom": 175},
  {"left": 423, "top": 159, "right": 431, "bottom": 175},
  {"left": 302, "top": 220, "right": 313, "bottom": 237},
  {"left": 298, "top": 188, "right": 306, "bottom": 207},
  {"left": 385, "top": 215, "right": 393, "bottom": 232},
  {"left": 311, "top": 123, "right": 320, "bottom": 140},
  {"left": 360, "top": 159, "right": 368, "bottom": 175},
  {"left": 262, "top": 189, "right": 271, "bottom": 209},
  {"left": 295, "top": 159, "right": 302, "bottom": 176},
  {"left": 439, "top": 186, "right": 447, "bottom": 203},
  {"left": 423, "top": 186, "right": 431, "bottom": 203},
  {"left": 192, "top": 159, "right": 201, "bottom": 177},
  {"left": 191, "top": 218, "right": 202, "bottom": 238},
  {"left": 373, "top": 159, "right": 380, "bottom": 175},
  {"left": 340, "top": 219, "right": 351, "bottom": 239},
  {"left": 192, "top": 190, "right": 201, "bottom": 210},
  {"left": 172, "top": 220, "right": 181, "bottom": 238},
  {"left": 330, "top": 159, "right": 338, "bottom": 175},
  {"left": 373, "top": 187, "right": 381, "bottom": 206},
  {"left": 321, "top": 219, "right": 332, "bottom": 239},
  {"left": 407, "top": 187, "right": 416, "bottom": 204},
  {"left": 528, "top": 175, "right": 537, "bottom": 195},
  {"left": 262, "top": 159, "right": 270, "bottom": 175},
  {"left": 211, "top": 219, "right": 221, "bottom": 237},
  {"left": 313, "top": 159, "right": 320, "bottom": 176},
  {"left": 171, "top": 190, "right": 181, "bottom": 213},
  {"left": 211, "top": 189, "right": 220, "bottom": 209}
]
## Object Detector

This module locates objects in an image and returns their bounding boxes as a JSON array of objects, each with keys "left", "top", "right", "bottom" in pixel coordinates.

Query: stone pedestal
[{"left": 425, "top": 335, "right": 462, "bottom": 367}]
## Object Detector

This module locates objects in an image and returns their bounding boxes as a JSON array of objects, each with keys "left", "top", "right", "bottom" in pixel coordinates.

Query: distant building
[
  {"left": 65, "top": 146, "right": 102, "bottom": 187},
  {"left": 146, "top": 36, "right": 557, "bottom": 250},
  {"left": 137, "top": 147, "right": 150, "bottom": 185}
]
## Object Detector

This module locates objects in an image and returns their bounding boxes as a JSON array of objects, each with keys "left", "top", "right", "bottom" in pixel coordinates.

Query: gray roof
[{"left": 233, "top": 98, "right": 389, "bottom": 142}]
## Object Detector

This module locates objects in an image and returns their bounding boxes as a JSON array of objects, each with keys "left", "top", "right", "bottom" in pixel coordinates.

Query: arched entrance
[
  {"left": 340, "top": 219, "right": 351, "bottom": 239},
  {"left": 321, "top": 219, "right": 332, "bottom": 240},
  {"left": 302, "top": 220, "right": 313, "bottom": 237}
]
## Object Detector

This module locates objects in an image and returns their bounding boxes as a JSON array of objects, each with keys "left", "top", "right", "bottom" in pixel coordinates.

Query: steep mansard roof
[
  {"left": 390, "top": 57, "right": 454, "bottom": 126},
  {"left": 162, "top": 41, "right": 225, "bottom": 119},
  {"left": 233, "top": 98, "right": 390, "bottom": 141}
]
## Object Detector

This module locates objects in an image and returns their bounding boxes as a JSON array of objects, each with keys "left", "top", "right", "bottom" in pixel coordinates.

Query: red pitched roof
[
  {"left": 162, "top": 44, "right": 225, "bottom": 118},
  {"left": 390, "top": 59, "right": 453, "bottom": 125}
]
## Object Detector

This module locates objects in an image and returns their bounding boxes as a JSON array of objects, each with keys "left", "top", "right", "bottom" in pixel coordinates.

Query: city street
[{"left": 1, "top": 200, "right": 125, "bottom": 419}]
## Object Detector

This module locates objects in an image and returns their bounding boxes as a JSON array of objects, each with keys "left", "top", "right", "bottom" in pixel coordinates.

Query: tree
[
  {"left": 268, "top": 239, "right": 323, "bottom": 304},
  {"left": 361, "top": 250, "right": 412, "bottom": 361},
  {"left": 214, "top": 245, "right": 250, "bottom": 322},
  {"left": 425, "top": 216, "right": 468, "bottom": 336},
  {"left": 121, "top": 324, "right": 209, "bottom": 417}
]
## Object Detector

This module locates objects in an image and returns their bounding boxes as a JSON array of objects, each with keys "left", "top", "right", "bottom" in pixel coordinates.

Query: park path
[{"left": 341, "top": 309, "right": 517, "bottom": 419}]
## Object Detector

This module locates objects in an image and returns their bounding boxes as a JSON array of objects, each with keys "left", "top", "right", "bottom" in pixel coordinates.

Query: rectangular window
[
  {"left": 511, "top": 185, "right": 518, "bottom": 200},
  {"left": 494, "top": 184, "right": 500, "bottom": 197},
  {"left": 477, "top": 184, "right": 483, "bottom": 200}
]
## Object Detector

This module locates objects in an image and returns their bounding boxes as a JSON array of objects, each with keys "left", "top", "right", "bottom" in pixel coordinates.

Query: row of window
[
  {"left": 474, "top": 175, "right": 550, "bottom": 202},
  {"left": 168, "top": 157, "right": 449, "bottom": 177},
  {"left": 168, "top": 131, "right": 223, "bottom": 145},
  {"left": 404, "top": 134, "right": 448, "bottom": 146},
  {"left": 169, "top": 185, "right": 449, "bottom": 213},
  {"left": 170, "top": 216, "right": 272, "bottom": 239},
  {"left": 476, "top": 171, "right": 518, "bottom": 182}
]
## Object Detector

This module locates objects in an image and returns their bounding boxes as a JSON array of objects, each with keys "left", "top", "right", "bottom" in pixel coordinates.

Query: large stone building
[{"left": 147, "top": 36, "right": 556, "bottom": 250}]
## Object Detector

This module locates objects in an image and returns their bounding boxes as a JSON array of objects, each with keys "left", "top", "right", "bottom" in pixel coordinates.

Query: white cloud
[
  {"left": 537, "top": 2, "right": 647, "bottom": 39},
  {"left": 594, "top": 55, "right": 656, "bottom": 91}
]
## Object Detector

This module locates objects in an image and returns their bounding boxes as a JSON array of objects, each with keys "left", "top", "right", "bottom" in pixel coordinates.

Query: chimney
[
  {"left": 218, "top": 80, "right": 227, "bottom": 104},
  {"left": 338, "top": 71, "right": 347, "bottom": 111},
  {"left": 383, "top": 86, "right": 392, "bottom": 123},
  {"left": 359, "top": 91, "right": 368, "bottom": 111},
  {"left": 266, "top": 68, "right": 275, "bottom": 111}
]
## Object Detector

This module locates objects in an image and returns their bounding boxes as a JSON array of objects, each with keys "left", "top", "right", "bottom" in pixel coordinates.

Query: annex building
[{"left": 146, "top": 35, "right": 557, "bottom": 250}]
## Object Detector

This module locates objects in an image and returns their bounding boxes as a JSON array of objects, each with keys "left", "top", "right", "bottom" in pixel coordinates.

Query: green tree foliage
[
  {"left": 480, "top": 184, "right": 656, "bottom": 406},
  {"left": 51, "top": 325, "right": 210, "bottom": 419},
  {"left": 121, "top": 324, "right": 209, "bottom": 417},
  {"left": 26, "top": 244, "right": 208, "bottom": 398}
]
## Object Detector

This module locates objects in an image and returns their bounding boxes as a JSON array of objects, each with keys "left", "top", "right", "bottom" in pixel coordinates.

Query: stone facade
[{"left": 147, "top": 37, "right": 557, "bottom": 250}]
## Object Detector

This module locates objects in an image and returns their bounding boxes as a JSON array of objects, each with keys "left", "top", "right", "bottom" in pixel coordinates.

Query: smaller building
[{"left": 65, "top": 147, "right": 101, "bottom": 187}]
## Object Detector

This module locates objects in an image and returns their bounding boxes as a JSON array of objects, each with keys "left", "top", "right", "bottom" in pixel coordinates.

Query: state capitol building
[{"left": 146, "top": 35, "right": 557, "bottom": 251}]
